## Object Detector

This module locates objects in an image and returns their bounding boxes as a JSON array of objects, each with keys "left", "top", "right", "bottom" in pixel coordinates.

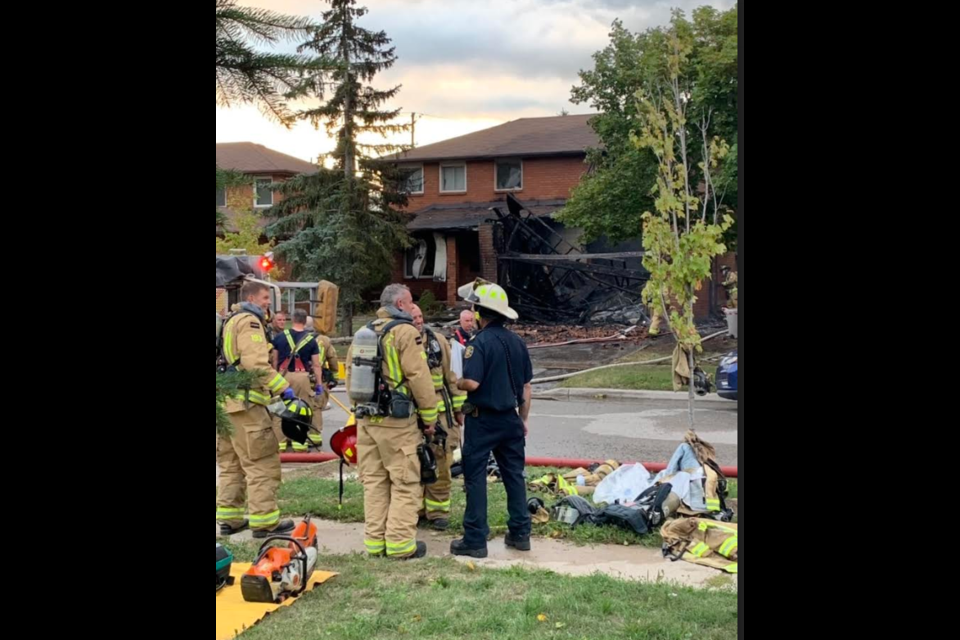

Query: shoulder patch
[
  {"left": 251, "top": 334, "right": 263, "bottom": 343},
  {"left": 415, "top": 337, "right": 424, "bottom": 345},
  {"left": 249, "top": 322, "right": 261, "bottom": 329},
  {"left": 465, "top": 346, "right": 475, "bottom": 359}
]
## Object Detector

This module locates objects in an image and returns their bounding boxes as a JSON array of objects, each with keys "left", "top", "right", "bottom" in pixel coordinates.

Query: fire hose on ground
[{"left": 279, "top": 452, "right": 737, "bottom": 478}]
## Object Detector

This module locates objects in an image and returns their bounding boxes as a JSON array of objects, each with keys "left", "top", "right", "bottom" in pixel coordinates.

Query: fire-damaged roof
[
  {"left": 407, "top": 199, "right": 567, "bottom": 231},
  {"left": 394, "top": 115, "right": 598, "bottom": 163}
]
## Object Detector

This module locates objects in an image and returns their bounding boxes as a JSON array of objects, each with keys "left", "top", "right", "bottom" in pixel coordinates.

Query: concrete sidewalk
[{"left": 535, "top": 388, "right": 734, "bottom": 404}]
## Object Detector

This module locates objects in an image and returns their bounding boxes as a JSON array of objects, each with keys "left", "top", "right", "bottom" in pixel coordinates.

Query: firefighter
[
  {"left": 411, "top": 304, "right": 466, "bottom": 531},
  {"left": 271, "top": 309, "right": 322, "bottom": 453},
  {"left": 217, "top": 281, "right": 297, "bottom": 539},
  {"left": 453, "top": 309, "right": 476, "bottom": 346},
  {"left": 451, "top": 280, "right": 533, "bottom": 559},
  {"left": 721, "top": 266, "right": 738, "bottom": 309},
  {"left": 346, "top": 284, "right": 439, "bottom": 560},
  {"left": 315, "top": 329, "right": 340, "bottom": 415}
]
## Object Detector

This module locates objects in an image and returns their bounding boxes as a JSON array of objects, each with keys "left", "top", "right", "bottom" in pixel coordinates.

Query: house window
[
  {"left": 399, "top": 165, "right": 424, "bottom": 194},
  {"left": 216, "top": 188, "right": 226, "bottom": 208},
  {"left": 404, "top": 234, "right": 436, "bottom": 279},
  {"left": 254, "top": 177, "right": 273, "bottom": 208},
  {"left": 440, "top": 164, "right": 467, "bottom": 193},
  {"left": 496, "top": 159, "right": 523, "bottom": 191}
]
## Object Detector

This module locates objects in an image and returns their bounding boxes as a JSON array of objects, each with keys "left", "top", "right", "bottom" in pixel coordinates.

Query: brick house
[
  {"left": 216, "top": 142, "right": 317, "bottom": 234},
  {"left": 391, "top": 115, "right": 599, "bottom": 305}
]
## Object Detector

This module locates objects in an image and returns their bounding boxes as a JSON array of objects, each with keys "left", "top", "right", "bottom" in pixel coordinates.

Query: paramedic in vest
[
  {"left": 454, "top": 310, "right": 476, "bottom": 346},
  {"left": 411, "top": 304, "right": 466, "bottom": 531},
  {"left": 451, "top": 281, "right": 533, "bottom": 559},
  {"left": 271, "top": 309, "right": 323, "bottom": 453},
  {"left": 217, "top": 281, "right": 297, "bottom": 539},
  {"left": 346, "top": 284, "right": 438, "bottom": 560}
]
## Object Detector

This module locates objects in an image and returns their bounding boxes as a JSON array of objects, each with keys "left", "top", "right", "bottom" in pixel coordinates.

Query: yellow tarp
[{"left": 216, "top": 563, "right": 337, "bottom": 640}]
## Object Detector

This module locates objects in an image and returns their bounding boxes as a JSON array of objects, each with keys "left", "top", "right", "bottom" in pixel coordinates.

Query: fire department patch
[{"left": 465, "top": 346, "right": 475, "bottom": 359}]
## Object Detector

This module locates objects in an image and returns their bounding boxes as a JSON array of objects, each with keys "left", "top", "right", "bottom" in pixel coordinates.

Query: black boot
[
  {"left": 252, "top": 519, "right": 295, "bottom": 539},
  {"left": 398, "top": 542, "right": 428, "bottom": 560},
  {"left": 450, "top": 539, "right": 488, "bottom": 558},
  {"left": 219, "top": 520, "right": 249, "bottom": 537},
  {"left": 505, "top": 533, "right": 532, "bottom": 552}
]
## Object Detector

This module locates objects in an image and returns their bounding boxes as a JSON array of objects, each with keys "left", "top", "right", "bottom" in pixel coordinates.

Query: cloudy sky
[{"left": 216, "top": 0, "right": 734, "bottom": 162}]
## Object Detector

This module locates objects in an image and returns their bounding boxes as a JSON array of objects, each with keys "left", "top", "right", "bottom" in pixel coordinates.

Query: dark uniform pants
[{"left": 462, "top": 409, "right": 531, "bottom": 548}]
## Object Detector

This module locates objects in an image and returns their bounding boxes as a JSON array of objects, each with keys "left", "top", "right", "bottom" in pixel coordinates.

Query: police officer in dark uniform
[{"left": 451, "top": 281, "right": 533, "bottom": 558}]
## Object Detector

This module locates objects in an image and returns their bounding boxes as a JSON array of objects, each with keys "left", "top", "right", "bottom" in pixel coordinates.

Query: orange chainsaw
[{"left": 241, "top": 516, "right": 319, "bottom": 603}]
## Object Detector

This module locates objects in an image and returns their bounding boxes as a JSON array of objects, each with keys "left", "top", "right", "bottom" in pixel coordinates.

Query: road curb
[{"left": 533, "top": 388, "right": 733, "bottom": 404}]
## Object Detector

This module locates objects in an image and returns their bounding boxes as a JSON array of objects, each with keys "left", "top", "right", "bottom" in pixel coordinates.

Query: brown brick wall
[
  {"left": 479, "top": 224, "right": 498, "bottom": 283},
  {"left": 401, "top": 156, "right": 587, "bottom": 210}
]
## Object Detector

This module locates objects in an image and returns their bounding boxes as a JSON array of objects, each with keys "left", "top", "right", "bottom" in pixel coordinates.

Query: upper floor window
[
  {"left": 255, "top": 177, "right": 273, "bottom": 208},
  {"left": 399, "top": 165, "right": 424, "bottom": 195},
  {"left": 440, "top": 164, "right": 467, "bottom": 193},
  {"left": 496, "top": 159, "right": 523, "bottom": 191}
]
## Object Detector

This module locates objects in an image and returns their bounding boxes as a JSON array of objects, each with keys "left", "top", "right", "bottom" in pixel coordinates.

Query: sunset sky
[{"left": 216, "top": 0, "right": 734, "bottom": 163}]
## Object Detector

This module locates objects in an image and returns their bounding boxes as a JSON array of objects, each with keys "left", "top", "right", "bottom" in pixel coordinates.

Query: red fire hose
[{"left": 281, "top": 453, "right": 738, "bottom": 478}]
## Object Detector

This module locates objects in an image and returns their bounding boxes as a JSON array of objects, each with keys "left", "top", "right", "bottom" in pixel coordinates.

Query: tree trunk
[
  {"left": 341, "top": 302, "right": 354, "bottom": 338},
  {"left": 688, "top": 346, "right": 696, "bottom": 428}
]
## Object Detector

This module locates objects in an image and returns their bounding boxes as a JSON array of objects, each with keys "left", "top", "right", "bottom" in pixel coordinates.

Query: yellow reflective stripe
[
  {"left": 268, "top": 374, "right": 286, "bottom": 392},
  {"left": 425, "top": 499, "right": 451, "bottom": 513},
  {"left": 224, "top": 319, "right": 238, "bottom": 364},
  {"left": 386, "top": 540, "right": 417, "bottom": 556},
  {"left": 365, "top": 540, "right": 386, "bottom": 555},
  {"left": 419, "top": 408, "right": 439, "bottom": 423},
  {"left": 706, "top": 498, "right": 721, "bottom": 512},
  {"left": 217, "top": 508, "right": 244, "bottom": 519},
  {"left": 318, "top": 345, "right": 326, "bottom": 365},
  {"left": 294, "top": 335, "right": 314, "bottom": 353},
  {"left": 725, "top": 563, "right": 738, "bottom": 574},
  {"left": 452, "top": 395, "right": 466, "bottom": 410},
  {"left": 284, "top": 330, "right": 296, "bottom": 351},
  {"left": 698, "top": 521, "right": 738, "bottom": 536},
  {"left": 249, "top": 511, "right": 281, "bottom": 527},
  {"left": 384, "top": 334, "right": 407, "bottom": 396},
  {"left": 437, "top": 401, "right": 447, "bottom": 412},
  {"left": 689, "top": 542, "right": 711, "bottom": 558},
  {"left": 719, "top": 537, "right": 738, "bottom": 558},
  {"left": 246, "top": 391, "right": 269, "bottom": 405}
]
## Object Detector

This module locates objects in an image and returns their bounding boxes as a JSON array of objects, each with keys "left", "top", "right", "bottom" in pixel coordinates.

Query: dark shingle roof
[{"left": 395, "top": 115, "right": 598, "bottom": 163}]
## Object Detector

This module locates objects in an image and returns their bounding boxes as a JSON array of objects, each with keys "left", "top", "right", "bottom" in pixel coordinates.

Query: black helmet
[{"left": 281, "top": 399, "right": 313, "bottom": 445}]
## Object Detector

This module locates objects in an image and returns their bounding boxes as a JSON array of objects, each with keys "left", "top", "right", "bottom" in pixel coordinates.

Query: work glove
[
  {"left": 315, "top": 385, "right": 324, "bottom": 396},
  {"left": 281, "top": 388, "right": 296, "bottom": 402}
]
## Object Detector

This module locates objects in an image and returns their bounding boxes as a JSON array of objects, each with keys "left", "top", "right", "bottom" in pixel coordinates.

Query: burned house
[{"left": 391, "top": 115, "right": 650, "bottom": 322}]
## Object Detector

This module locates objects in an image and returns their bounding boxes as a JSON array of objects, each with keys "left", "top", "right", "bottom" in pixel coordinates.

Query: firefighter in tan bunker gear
[
  {"left": 217, "top": 281, "right": 297, "bottom": 539},
  {"left": 346, "top": 284, "right": 438, "bottom": 559},
  {"left": 411, "top": 304, "right": 466, "bottom": 531}
]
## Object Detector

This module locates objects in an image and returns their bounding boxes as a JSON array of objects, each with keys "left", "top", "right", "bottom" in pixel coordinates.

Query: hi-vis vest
[{"left": 280, "top": 330, "right": 317, "bottom": 373}]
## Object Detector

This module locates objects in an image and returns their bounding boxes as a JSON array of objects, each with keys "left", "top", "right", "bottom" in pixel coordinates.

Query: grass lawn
[
  {"left": 221, "top": 550, "right": 738, "bottom": 640},
  {"left": 218, "top": 470, "right": 738, "bottom": 549},
  {"left": 556, "top": 336, "right": 736, "bottom": 392}
]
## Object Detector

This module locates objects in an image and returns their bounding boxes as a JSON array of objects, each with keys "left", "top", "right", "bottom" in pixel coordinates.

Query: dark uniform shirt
[
  {"left": 271, "top": 329, "right": 320, "bottom": 373},
  {"left": 462, "top": 321, "right": 533, "bottom": 412}
]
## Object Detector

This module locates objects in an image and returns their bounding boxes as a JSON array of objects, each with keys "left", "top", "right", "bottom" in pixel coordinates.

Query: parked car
[{"left": 715, "top": 351, "right": 738, "bottom": 401}]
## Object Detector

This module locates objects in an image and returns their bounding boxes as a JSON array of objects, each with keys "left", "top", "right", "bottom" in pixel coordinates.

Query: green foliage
[
  {"left": 633, "top": 16, "right": 733, "bottom": 359},
  {"left": 418, "top": 291, "right": 443, "bottom": 316},
  {"left": 560, "top": 6, "right": 738, "bottom": 244},
  {"left": 215, "top": 0, "right": 323, "bottom": 124},
  {"left": 266, "top": 1, "right": 411, "bottom": 323}
]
